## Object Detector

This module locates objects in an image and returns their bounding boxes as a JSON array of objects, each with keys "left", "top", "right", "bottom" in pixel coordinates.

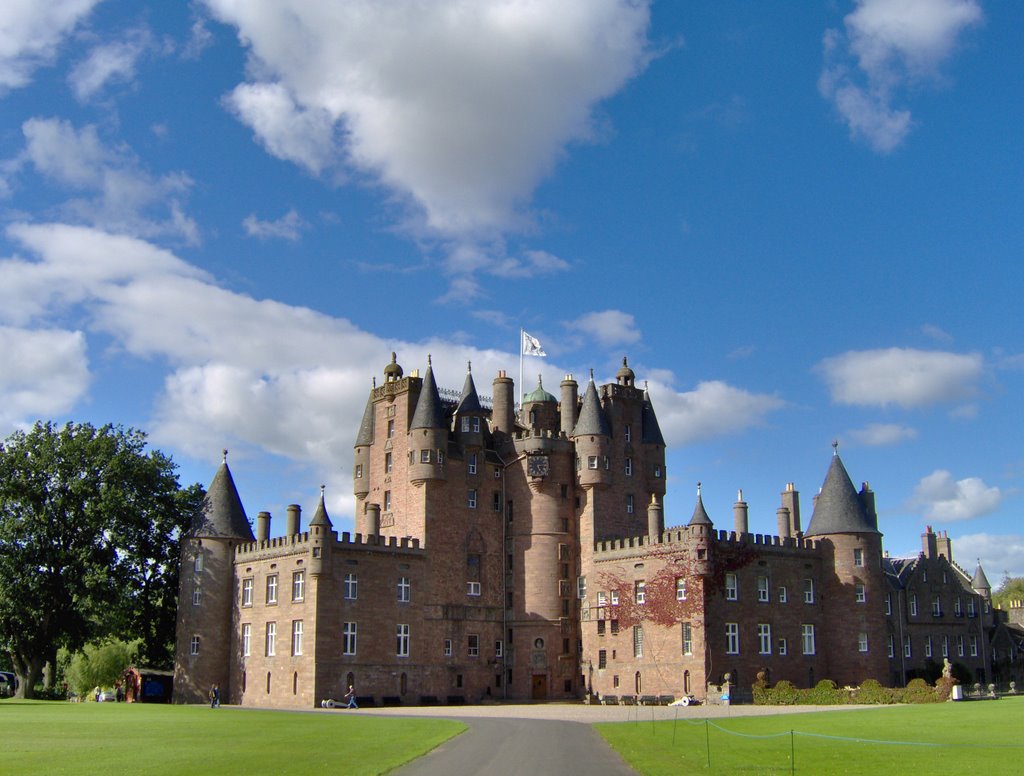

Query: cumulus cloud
[
  {"left": 242, "top": 209, "right": 308, "bottom": 241},
  {"left": 848, "top": 422, "right": 918, "bottom": 446},
  {"left": 68, "top": 28, "right": 153, "bottom": 102},
  {"left": 565, "top": 310, "right": 642, "bottom": 348},
  {"left": 819, "top": 0, "right": 983, "bottom": 152},
  {"left": 815, "top": 347, "right": 982, "bottom": 408},
  {"left": 911, "top": 469, "right": 1003, "bottom": 522},
  {"left": 0, "top": 325, "right": 90, "bottom": 429},
  {"left": 12, "top": 117, "right": 199, "bottom": 243},
  {"left": 0, "top": 0, "right": 101, "bottom": 94},
  {"left": 651, "top": 380, "right": 785, "bottom": 447},
  {"left": 952, "top": 533, "right": 1024, "bottom": 579},
  {"left": 205, "top": 0, "right": 651, "bottom": 275}
]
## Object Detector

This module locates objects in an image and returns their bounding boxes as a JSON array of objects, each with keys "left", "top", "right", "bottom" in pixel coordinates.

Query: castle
[{"left": 173, "top": 354, "right": 1022, "bottom": 707}]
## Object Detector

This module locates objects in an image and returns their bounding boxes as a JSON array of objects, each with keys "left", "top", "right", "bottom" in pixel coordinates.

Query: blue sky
[{"left": 1, "top": 1, "right": 1022, "bottom": 578}]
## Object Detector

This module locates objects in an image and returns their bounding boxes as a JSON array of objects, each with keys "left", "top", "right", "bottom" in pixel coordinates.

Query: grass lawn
[
  {"left": 596, "top": 696, "right": 1024, "bottom": 775},
  {"left": 0, "top": 699, "right": 464, "bottom": 775}
]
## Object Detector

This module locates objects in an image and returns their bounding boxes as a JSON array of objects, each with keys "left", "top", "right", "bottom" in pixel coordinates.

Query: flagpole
[{"left": 518, "top": 329, "right": 524, "bottom": 412}]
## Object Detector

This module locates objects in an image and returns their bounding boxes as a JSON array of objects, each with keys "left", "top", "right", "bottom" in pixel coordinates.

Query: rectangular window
[
  {"left": 757, "top": 576, "right": 769, "bottom": 602},
  {"left": 611, "top": 591, "right": 620, "bottom": 606},
  {"left": 419, "top": 449, "right": 430, "bottom": 464},
  {"left": 266, "top": 622, "right": 277, "bottom": 657},
  {"left": 634, "top": 580, "right": 645, "bottom": 604},
  {"left": 626, "top": 494, "right": 634, "bottom": 514},
  {"left": 904, "top": 635, "right": 912, "bottom": 658},
  {"left": 957, "top": 635, "right": 964, "bottom": 657},
  {"left": 194, "top": 554, "right": 203, "bottom": 572},
  {"left": 624, "top": 424, "right": 632, "bottom": 442},
  {"left": 802, "top": 624, "right": 816, "bottom": 655},
  {"left": 344, "top": 573, "right": 358, "bottom": 600},
  {"left": 853, "top": 547, "right": 863, "bottom": 567},
  {"left": 242, "top": 623, "right": 251, "bottom": 657},
  {"left": 598, "top": 591, "right": 607, "bottom": 607},
  {"left": 725, "top": 573, "right": 738, "bottom": 601},
  {"left": 495, "top": 640, "right": 503, "bottom": 658},
  {"left": 192, "top": 588, "right": 202, "bottom": 606},
  {"left": 384, "top": 490, "right": 392, "bottom": 511},
  {"left": 588, "top": 456, "right": 598, "bottom": 470},
  {"left": 942, "top": 636, "right": 949, "bottom": 657},
  {"left": 970, "top": 635, "right": 978, "bottom": 657},
  {"left": 398, "top": 576, "right": 411, "bottom": 602},
  {"left": 468, "top": 489, "right": 477, "bottom": 509},
  {"left": 468, "top": 453, "right": 478, "bottom": 474},
  {"left": 725, "top": 623, "right": 739, "bottom": 655},
  {"left": 676, "top": 578, "right": 687, "bottom": 601},
  {"left": 292, "top": 620, "right": 303, "bottom": 656},
  {"left": 858, "top": 632, "right": 868, "bottom": 653},
  {"left": 967, "top": 598, "right": 976, "bottom": 617},
  {"left": 461, "top": 417, "right": 470, "bottom": 432},
  {"left": 597, "top": 619, "right": 606, "bottom": 636},
  {"left": 910, "top": 595, "right": 918, "bottom": 616},
  {"left": 682, "top": 622, "right": 693, "bottom": 655},
  {"left": 758, "top": 624, "right": 771, "bottom": 655},
  {"left": 493, "top": 491, "right": 501, "bottom": 512},
  {"left": 932, "top": 596, "right": 942, "bottom": 616},
  {"left": 954, "top": 598, "right": 963, "bottom": 616},
  {"left": 343, "top": 622, "right": 356, "bottom": 655},
  {"left": 885, "top": 594, "right": 891, "bottom": 615},
  {"left": 468, "top": 634, "right": 480, "bottom": 657},
  {"left": 633, "top": 626, "right": 644, "bottom": 658},
  {"left": 266, "top": 575, "right": 278, "bottom": 604},
  {"left": 190, "top": 635, "right": 200, "bottom": 656},
  {"left": 397, "top": 624, "right": 410, "bottom": 657},
  {"left": 925, "top": 637, "right": 933, "bottom": 658},
  {"left": 472, "top": 417, "right": 480, "bottom": 433},
  {"left": 888, "top": 635, "right": 895, "bottom": 658},
  {"left": 467, "top": 581, "right": 481, "bottom": 596},
  {"left": 598, "top": 649, "right": 607, "bottom": 669},
  {"left": 654, "top": 465, "right": 662, "bottom": 478},
  {"left": 803, "top": 578, "right": 814, "bottom": 604},
  {"left": 779, "top": 586, "right": 788, "bottom": 604},
  {"left": 387, "top": 419, "right": 395, "bottom": 438},
  {"left": 577, "top": 575, "right": 587, "bottom": 600},
  {"left": 778, "top": 638, "right": 788, "bottom": 656},
  {"left": 625, "top": 458, "right": 633, "bottom": 476},
  {"left": 292, "top": 571, "right": 305, "bottom": 602},
  {"left": 855, "top": 584, "right": 866, "bottom": 603},
  {"left": 444, "top": 639, "right": 452, "bottom": 657},
  {"left": 354, "top": 463, "right": 363, "bottom": 479},
  {"left": 387, "top": 451, "right": 395, "bottom": 471}
]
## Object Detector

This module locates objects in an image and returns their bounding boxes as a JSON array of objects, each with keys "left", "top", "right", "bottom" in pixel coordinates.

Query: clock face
[{"left": 527, "top": 455, "right": 549, "bottom": 477}]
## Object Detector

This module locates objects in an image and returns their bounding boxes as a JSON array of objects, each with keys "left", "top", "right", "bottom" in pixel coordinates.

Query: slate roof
[
  {"left": 641, "top": 387, "right": 666, "bottom": 446},
  {"left": 456, "top": 367, "right": 482, "bottom": 414},
  {"left": 410, "top": 362, "right": 445, "bottom": 430},
  {"left": 972, "top": 563, "right": 991, "bottom": 591},
  {"left": 571, "top": 377, "right": 611, "bottom": 437},
  {"left": 688, "top": 486, "right": 713, "bottom": 526},
  {"left": 804, "top": 454, "right": 880, "bottom": 537},
  {"left": 354, "top": 391, "right": 374, "bottom": 447},
  {"left": 309, "top": 489, "right": 332, "bottom": 528},
  {"left": 191, "top": 459, "right": 254, "bottom": 541}
]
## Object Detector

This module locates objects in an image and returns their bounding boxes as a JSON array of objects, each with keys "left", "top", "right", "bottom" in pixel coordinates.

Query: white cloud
[
  {"left": 819, "top": 0, "right": 983, "bottom": 152},
  {"left": 565, "top": 310, "right": 641, "bottom": 348},
  {"left": 911, "top": 469, "right": 1003, "bottom": 522},
  {"left": 0, "top": 0, "right": 101, "bottom": 94},
  {"left": 243, "top": 209, "right": 308, "bottom": 241},
  {"left": 952, "top": 533, "right": 1024, "bottom": 580},
  {"left": 15, "top": 117, "right": 199, "bottom": 243},
  {"left": 920, "top": 323, "right": 952, "bottom": 342},
  {"left": 68, "top": 29, "right": 151, "bottom": 102},
  {"left": 815, "top": 347, "right": 982, "bottom": 408},
  {"left": 848, "top": 422, "right": 918, "bottom": 446},
  {"left": 652, "top": 380, "right": 785, "bottom": 447},
  {"left": 205, "top": 0, "right": 651, "bottom": 273},
  {"left": 0, "top": 326, "right": 90, "bottom": 428}
]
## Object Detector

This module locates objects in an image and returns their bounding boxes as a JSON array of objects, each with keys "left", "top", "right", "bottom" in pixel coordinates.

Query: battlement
[
  {"left": 592, "top": 527, "right": 819, "bottom": 558},
  {"left": 234, "top": 530, "right": 423, "bottom": 560},
  {"left": 713, "top": 529, "right": 818, "bottom": 552},
  {"left": 514, "top": 427, "right": 566, "bottom": 442}
]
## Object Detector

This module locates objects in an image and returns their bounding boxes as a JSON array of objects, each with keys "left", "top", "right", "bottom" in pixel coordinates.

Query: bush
[
  {"left": 755, "top": 676, "right": 946, "bottom": 706},
  {"left": 807, "top": 679, "right": 847, "bottom": 705}
]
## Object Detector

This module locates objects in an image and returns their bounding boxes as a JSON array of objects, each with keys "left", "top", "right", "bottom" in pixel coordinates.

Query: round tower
[
  {"left": 353, "top": 384, "right": 375, "bottom": 500},
  {"left": 687, "top": 483, "right": 714, "bottom": 577},
  {"left": 307, "top": 486, "right": 333, "bottom": 579},
  {"left": 572, "top": 373, "right": 612, "bottom": 489},
  {"left": 407, "top": 356, "right": 447, "bottom": 483},
  {"left": 491, "top": 371, "right": 515, "bottom": 435},
  {"left": 559, "top": 374, "right": 578, "bottom": 437}
]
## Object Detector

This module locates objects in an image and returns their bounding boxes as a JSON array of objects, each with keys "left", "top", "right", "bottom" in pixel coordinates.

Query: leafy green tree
[
  {"left": 63, "top": 638, "right": 140, "bottom": 697},
  {"left": 0, "top": 422, "right": 202, "bottom": 698},
  {"left": 992, "top": 575, "right": 1024, "bottom": 611}
]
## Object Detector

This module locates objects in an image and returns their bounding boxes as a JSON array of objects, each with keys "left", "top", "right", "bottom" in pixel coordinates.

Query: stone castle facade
[{"left": 173, "top": 354, "right": 1017, "bottom": 707}]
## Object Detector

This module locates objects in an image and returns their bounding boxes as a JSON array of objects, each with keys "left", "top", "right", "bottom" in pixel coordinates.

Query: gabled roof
[
  {"left": 688, "top": 485, "right": 713, "bottom": 527},
  {"left": 572, "top": 377, "right": 610, "bottom": 437},
  {"left": 191, "top": 458, "right": 254, "bottom": 541},
  {"left": 309, "top": 488, "right": 332, "bottom": 529},
  {"left": 456, "top": 365, "right": 482, "bottom": 414},
  {"left": 804, "top": 453, "right": 879, "bottom": 537},
  {"left": 410, "top": 361, "right": 445, "bottom": 430},
  {"left": 354, "top": 391, "right": 374, "bottom": 447},
  {"left": 641, "top": 386, "right": 665, "bottom": 446}
]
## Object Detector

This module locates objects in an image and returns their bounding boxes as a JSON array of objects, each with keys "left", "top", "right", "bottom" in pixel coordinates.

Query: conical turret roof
[
  {"left": 191, "top": 455, "right": 254, "bottom": 540},
  {"left": 354, "top": 390, "right": 375, "bottom": 447},
  {"left": 309, "top": 487, "right": 333, "bottom": 528},
  {"left": 410, "top": 359, "right": 445, "bottom": 430},
  {"left": 971, "top": 562, "right": 991, "bottom": 591},
  {"left": 456, "top": 364, "right": 482, "bottom": 414},
  {"left": 688, "top": 484, "right": 713, "bottom": 526},
  {"left": 571, "top": 375, "right": 611, "bottom": 437},
  {"left": 641, "top": 385, "right": 665, "bottom": 446},
  {"left": 804, "top": 453, "right": 879, "bottom": 537}
]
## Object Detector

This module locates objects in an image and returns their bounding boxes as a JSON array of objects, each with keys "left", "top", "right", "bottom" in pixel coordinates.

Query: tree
[
  {"left": 0, "top": 422, "right": 202, "bottom": 698},
  {"left": 993, "top": 575, "right": 1024, "bottom": 611},
  {"left": 62, "top": 638, "right": 140, "bottom": 698}
]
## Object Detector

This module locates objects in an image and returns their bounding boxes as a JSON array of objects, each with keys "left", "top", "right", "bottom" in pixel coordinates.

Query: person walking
[
  {"left": 344, "top": 685, "right": 358, "bottom": 709},
  {"left": 210, "top": 683, "right": 220, "bottom": 708}
]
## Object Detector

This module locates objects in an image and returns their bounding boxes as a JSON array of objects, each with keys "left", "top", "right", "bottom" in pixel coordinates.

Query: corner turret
[
  {"left": 572, "top": 372, "right": 612, "bottom": 488},
  {"left": 308, "top": 485, "right": 333, "bottom": 577},
  {"left": 353, "top": 385, "right": 374, "bottom": 499},
  {"left": 455, "top": 362, "right": 486, "bottom": 448},
  {"left": 687, "top": 483, "right": 713, "bottom": 576},
  {"left": 408, "top": 356, "right": 447, "bottom": 483},
  {"left": 972, "top": 561, "right": 991, "bottom": 601}
]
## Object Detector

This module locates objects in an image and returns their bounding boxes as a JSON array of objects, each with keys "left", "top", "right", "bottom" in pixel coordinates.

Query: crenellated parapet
[
  {"left": 591, "top": 526, "right": 820, "bottom": 561},
  {"left": 234, "top": 530, "right": 423, "bottom": 562}
]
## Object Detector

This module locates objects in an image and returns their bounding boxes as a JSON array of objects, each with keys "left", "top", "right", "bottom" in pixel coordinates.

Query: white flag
[{"left": 521, "top": 330, "right": 546, "bottom": 357}]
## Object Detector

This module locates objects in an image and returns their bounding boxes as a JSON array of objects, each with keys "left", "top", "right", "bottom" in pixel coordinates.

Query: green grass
[
  {"left": 0, "top": 700, "right": 464, "bottom": 775},
  {"left": 596, "top": 697, "right": 1024, "bottom": 775}
]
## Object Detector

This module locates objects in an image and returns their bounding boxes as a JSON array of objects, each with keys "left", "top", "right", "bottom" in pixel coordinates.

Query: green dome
[{"left": 523, "top": 375, "right": 556, "bottom": 404}]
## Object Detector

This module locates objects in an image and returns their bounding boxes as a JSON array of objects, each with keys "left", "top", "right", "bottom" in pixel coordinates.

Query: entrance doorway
[{"left": 531, "top": 674, "right": 547, "bottom": 700}]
